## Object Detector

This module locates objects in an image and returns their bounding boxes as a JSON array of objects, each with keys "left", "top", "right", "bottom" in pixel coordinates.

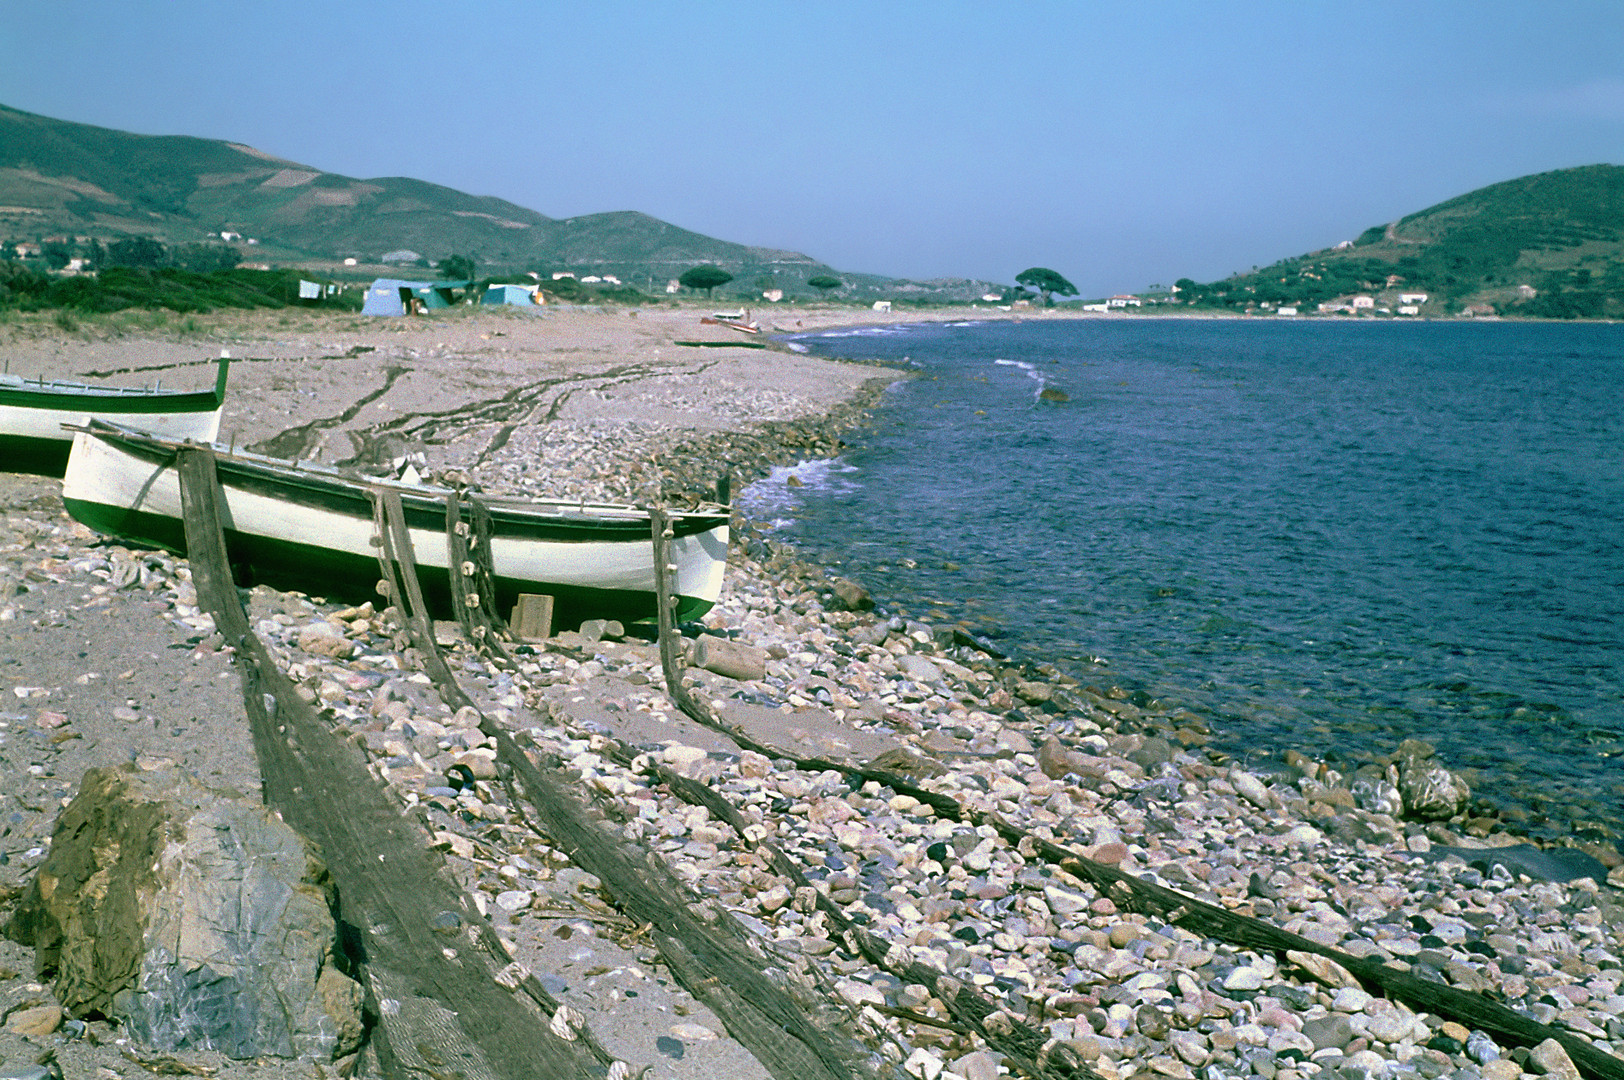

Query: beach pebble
[
  {"left": 1223, "top": 966, "right": 1265, "bottom": 991},
  {"left": 5, "top": 1003, "right": 62, "bottom": 1038},
  {"left": 1229, "top": 769, "right": 1272, "bottom": 809},
  {"left": 896, "top": 654, "right": 943, "bottom": 684},
  {"left": 661, "top": 744, "right": 709, "bottom": 776},
  {"left": 1527, "top": 1039, "right": 1580, "bottom": 1080},
  {"left": 495, "top": 890, "right": 532, "bottom": 913}
]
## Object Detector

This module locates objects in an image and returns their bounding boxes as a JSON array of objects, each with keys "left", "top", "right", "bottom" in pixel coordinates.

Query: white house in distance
[
  {"left": 1400, "top": 292, "right": 1428, "bottom": 305},
  {"left": 1107, "top": 294, "right": 1142, "bottom": 308},
  {"left": 1351, "top": 295, "right": 1376, "bottom": 310}
]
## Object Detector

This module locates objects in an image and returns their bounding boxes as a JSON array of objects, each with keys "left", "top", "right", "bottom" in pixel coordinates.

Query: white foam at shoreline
[
  {"left": 736, "top": 458, "right": 858, "bottom": 530},
  {"left": 993, "top": 357, "right": 1052, "bottom": 399}
]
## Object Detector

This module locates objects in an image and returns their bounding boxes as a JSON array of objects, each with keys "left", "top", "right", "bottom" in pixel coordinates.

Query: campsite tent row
[{"left": 361, "top": 279, "right": 542, "bottom": 316}]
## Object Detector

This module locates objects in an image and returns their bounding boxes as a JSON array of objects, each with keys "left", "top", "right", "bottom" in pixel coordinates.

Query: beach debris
[{"left": 688, "top": 634, "right": 768, "bottom": 681}]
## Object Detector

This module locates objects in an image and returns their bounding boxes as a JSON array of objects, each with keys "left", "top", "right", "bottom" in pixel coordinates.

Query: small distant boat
[
  {"left": 60, "top": 421, "right": 730, "bottom": 627},
  {"left": 701, "top": 314, "right": 762, "bottom": 334},
  {"left": 0, "top": 355, "right": 230, "bottom": 476}
]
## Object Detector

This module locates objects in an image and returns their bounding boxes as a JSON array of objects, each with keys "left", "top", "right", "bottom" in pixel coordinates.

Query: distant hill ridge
[
  {"left": 0, "top": 102, "right": 996, "bottom": 301},
  {"left": 5, "top": 103, "right": 1619, "bottom": 314},
  {"left": 1174, "top": 164, "right": 1624, "bottom": 318}
]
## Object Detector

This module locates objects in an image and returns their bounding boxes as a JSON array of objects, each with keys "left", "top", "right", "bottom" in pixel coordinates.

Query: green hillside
[
  {"left": 0, "top": 103, "right": 996, "bottom": 302},
  {"left": 1172, "top": 165, "right": 1624, "bottom": 318}
]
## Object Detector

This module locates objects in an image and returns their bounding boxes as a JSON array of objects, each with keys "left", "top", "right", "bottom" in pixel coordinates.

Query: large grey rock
[
  {"left": 4, "top": 765, "right": 363, "bottom": 1061},
  {"left": 1393, "top": 740, "right": 1470, "bottom": 820},
  {"left": 1426, "top": 844, "right": 1610, "bottom": 884},
  {"left": 829, "top": 577, "right": 874, "bottom": 612}
]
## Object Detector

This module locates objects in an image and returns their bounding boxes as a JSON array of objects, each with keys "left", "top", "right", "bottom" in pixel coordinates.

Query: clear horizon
[{"left": 2, "top": 1, "right": 1621, "bottom": 296}]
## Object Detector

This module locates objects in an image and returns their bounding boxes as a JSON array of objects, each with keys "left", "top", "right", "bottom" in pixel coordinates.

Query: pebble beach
[{"left": 1, "top": 303, "right": 1621, "bottom": 1080}]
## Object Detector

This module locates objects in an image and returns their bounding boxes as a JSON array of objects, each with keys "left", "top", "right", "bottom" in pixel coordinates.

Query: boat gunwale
[
  {"left": 0, "top": 356, "right": 230, "bottom": 415},
  {"left": 69, "top": 421, "right": 731, "bottom": 543}
]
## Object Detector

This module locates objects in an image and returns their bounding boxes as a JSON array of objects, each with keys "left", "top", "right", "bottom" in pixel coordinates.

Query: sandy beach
[{"left": 2, "top": 301, "right": 1621, "bottom": 1080}]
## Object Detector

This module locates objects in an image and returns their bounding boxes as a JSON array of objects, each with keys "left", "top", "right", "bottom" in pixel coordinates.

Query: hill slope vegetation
[
  {"left": 0, "top": 103, "right": 996, "bottom": 302},
  {"left": 1173, "top": 165, "right": 1624, "bottom": 318}
]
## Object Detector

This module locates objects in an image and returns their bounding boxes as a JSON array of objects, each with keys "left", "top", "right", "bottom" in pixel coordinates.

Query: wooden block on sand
[{"left": 511, "top": 593, "right": 554, "bottom": 641}]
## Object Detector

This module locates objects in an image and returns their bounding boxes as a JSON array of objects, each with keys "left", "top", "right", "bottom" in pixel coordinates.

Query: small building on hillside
[
  {"left": 1400, "top": 292, "right": 1428, "bottom": 305},
  {"left": 362, "top": 279, "right": 469, "bottom": 316},
  {"left": 1351, "top": 295, "right": 1375, "bottom": 310}
]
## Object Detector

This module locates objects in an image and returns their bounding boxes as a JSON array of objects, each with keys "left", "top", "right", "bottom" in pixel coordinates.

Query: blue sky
[{"left": 2, "top": 1, "right": 1621, "bottom": 295}]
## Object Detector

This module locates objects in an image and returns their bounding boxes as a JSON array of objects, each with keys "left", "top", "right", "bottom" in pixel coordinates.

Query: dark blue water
[{"left": 746, "top": 318, "right": 1624, "bottom": 842}]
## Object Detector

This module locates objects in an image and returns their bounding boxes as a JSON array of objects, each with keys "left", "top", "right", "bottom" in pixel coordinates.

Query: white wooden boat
[
  {"left": 61, "top": 421, "right": 730, "bottom": 627},
  {"left": 0, "top": 356, "right": 229, "bottom": 476}
]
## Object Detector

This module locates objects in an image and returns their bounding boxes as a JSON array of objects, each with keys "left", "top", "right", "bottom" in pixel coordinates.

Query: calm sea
[{"left": 743, "top": 317, "right": 1624, "bottom": 844}]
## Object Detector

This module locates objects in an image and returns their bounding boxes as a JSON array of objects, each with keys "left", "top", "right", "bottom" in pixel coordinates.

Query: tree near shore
[
  {"left": 439, "top": 254, "right": 476, "bottom": 282},
  {"left": 679, "top": 265, "right": 733, "bottom": 298},
  {"left": 807, "top": 274, "right": 842, "bottom": 295},
  {"left": 1015, "top": 267, "right": 1078, "bottom": 306}
]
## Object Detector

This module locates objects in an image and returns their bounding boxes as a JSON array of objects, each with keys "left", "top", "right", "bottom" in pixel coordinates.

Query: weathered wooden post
[{"left": 510, "top": 593, "right": 554, "bottom": 641}]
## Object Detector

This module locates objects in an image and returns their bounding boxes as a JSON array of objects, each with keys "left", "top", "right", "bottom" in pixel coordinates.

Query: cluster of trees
[{"left": 676, "top": 265, "right": 845, "bottom": 300}]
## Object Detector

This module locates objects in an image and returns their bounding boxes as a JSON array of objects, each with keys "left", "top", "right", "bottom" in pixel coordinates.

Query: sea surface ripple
[{"left": 746, "top": 317, "right": 1624, "bottom": 843}]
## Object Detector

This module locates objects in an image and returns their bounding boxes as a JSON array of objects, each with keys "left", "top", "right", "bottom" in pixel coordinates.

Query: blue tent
[
  {"left": 481, "top": 283, "right": 541, "bottom": 307},
  {"left": 362, "top": 279, "right": 470, "bottom": 316}
]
